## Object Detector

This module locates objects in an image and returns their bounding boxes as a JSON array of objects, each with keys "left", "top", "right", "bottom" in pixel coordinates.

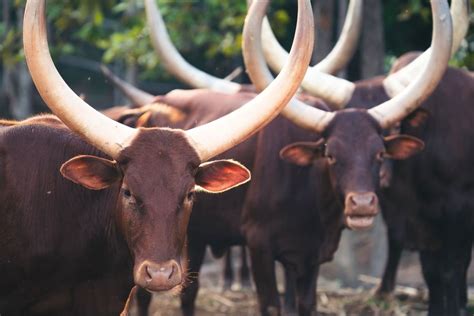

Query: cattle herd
[{"left": 0, "top": 0, "right": 472, "bottom": 315}]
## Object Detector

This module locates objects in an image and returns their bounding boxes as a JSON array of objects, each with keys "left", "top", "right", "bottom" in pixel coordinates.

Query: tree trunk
[
  {"left": 2, "top": 0, "right": 10, "bottom": 35},
  {"left": 1, "top": 5, "right": 33, "bottom": 119},
  {"left": 360, "top": 0, "right": 385, "bottom": 78},
  {"left": 336, "top": 0, "right": 348, "bottom": 78},
  {"left": 4, "top": 62, "right": 33, "bottom": 120},
  {"left": 111, "top": 1, "right": 139, "bottom": 106},
  {"left": 312, "top": 0, "right": 336, "bottom": 64}
]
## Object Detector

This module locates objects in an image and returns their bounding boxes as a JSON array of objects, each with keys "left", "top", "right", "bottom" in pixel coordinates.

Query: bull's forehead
[
  {"left": 326, "top": 110, "right": 383, "bottom": 144},
  {"left": 117, "top": 128, "right": 200, "bottom": 199}
]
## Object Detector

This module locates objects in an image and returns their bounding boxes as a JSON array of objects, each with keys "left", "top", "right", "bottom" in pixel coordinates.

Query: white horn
[
  {"left": 244, "top": 0, "right": 335, "bottom": 132},
  {"left": 144, "top": 0, "right": 241, "bottom": 94},
  {"left": 383, "top": 0, "right": 469, "bottom": 97},
  {"left": 313, "top": 0, "right": 363, "bottom": 74},
  {"left": 187, "top": 0, "right": 314, "bottom": 161},
  {"left": 369, "top": 0, "right": 452, "bottom": 129},
  {"left": 101, "top": 65, "right": 155, "bottom": 107},
  {"left": 24, "top": 0, "right": 137, "bottom": 159},
  {"left": 261, "top": 0, "right": 361, "bottom": 108}
]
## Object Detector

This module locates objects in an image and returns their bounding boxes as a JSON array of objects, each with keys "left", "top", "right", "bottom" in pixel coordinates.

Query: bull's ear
[
  {"left": 384, "top": 135, "right": 425, "bottom": 160},
  {"left": 195, "top": 160, "right": 251, "bottom": 193},
  {"left": 279, "top": 139, "right": 325, "bottom": 166},
  {"left": 135, "top": 112, "right": 153, "bottom": 127},
  {"left": 60, "top": 155, "right": 122, "bottom": 190},
  {"left": 118, "top": 111, "right": 151, "bottom": 128}
]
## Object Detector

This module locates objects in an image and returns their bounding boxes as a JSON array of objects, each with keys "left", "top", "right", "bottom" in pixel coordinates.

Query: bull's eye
[
  {"left": 186, "top": 191, "right": 195, "bottom": 201},
  {"left": 326, "top": 154, "right": 336, "bottom": 165},
  {"left": 123, "top": 189, "right": 132, "bottom": 198}
]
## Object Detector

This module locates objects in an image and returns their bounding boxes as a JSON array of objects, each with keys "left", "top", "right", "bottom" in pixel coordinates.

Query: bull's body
[
  {"left": 310, "top": 51, "right": 474, "bottom": 315},
  {"left": 0, "top": 116, "right": 132, "bottom": 315},
  {"left": 376, "top": 62, "right": 474, "bottom": 315}
]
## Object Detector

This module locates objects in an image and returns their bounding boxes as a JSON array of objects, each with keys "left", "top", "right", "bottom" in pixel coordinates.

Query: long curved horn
[
  {"left": 260, "top": 0, "right": 361, "bottom": 108},
  {"left": 262, "top": 0, "right": 467, "bottom": 109},
  {"left": 311, "top": 0, "right": 363, "bottom": 74},
  {"left": 262, "top": 0, "right": 362, "bottom": 75},
  {"left": 144, "top": 0, "right": 241, "bottom": 94},
  {"left": 101, "top": 65, "right": 155, "bottom": 106},
  {"left": 244, "top": 0, "right": 335, "bottom": 132},
  {"left": 383, "top": 0, "right": 470, "bottom": 97},
  {"left": 187, "top": 0, "right": 314, "bottom": 161},
  {"left": 24, "top": 0, "right": 137, "bottom": 159},
  {"left": 369, "top": 0, "right": 452, "bottom": 129}
]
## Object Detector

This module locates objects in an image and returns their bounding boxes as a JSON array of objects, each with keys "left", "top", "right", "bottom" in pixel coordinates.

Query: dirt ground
[
  {"left": 146, "top": 250, "right": 474, "bottom": 316},
  {"left": 149, "top": 282, "right": 474, "bottom": 316}
]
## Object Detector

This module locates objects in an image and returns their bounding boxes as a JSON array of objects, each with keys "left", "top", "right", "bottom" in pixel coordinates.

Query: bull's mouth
[
  {"left": 346, "top": 215, "right": 375, "bottom": 230},
  {"left": 143, "top": 282, "right": 184, "bottom": 294}
]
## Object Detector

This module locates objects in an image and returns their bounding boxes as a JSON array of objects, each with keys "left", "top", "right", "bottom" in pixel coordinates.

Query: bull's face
[
  {"left": 280, "top": 110, "right": 424, "bottom": 230},
  {"left": 59, "top": 129, "right": 250, "bottom": 292}
]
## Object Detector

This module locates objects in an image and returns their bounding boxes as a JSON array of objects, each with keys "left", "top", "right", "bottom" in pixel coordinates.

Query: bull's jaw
[{"left": 345, "top": 215, "right": 376, "bottom": 230}]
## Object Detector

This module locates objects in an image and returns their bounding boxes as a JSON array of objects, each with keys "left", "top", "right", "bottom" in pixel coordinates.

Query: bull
[
  {"left": 0, "top": 0, "right": 314, "bottom": 314},
  {"left": 374, "top": 52, "right": 474, "bottom": 316},
  {"left": 262, "top": 0, "right": 471, "bottom": 314}
]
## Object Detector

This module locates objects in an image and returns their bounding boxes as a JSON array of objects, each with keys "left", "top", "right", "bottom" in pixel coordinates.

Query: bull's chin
[
  {"left": 141, "top": 283, "right": 183, "bottom": 294},
  {"left": 346, "top": 215, "right": 375, "bottom": 230}
]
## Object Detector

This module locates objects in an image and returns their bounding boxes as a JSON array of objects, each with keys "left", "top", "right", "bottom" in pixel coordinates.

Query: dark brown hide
[
  {"left": 377, "top": 63, "right": 474, "bottom": 315},
  {"left": 0, "top": 116, "right": 131, "bottom": 315},
  {"left": 0, "top": 111, "right": 248, "bottom": 314},
  {"left": 286, "top": 51, "right": 474, "bottom": 314}
]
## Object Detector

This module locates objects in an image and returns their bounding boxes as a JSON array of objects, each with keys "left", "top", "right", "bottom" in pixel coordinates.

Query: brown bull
[
  {"left": 262, "top": 0, "right": 471, "bottom": 314},
  {"left": 245, "top": 0, "right": 452, "bottom": 314},
  {"left": 374, "top": 53, "right": 474, "bottom": 316},
  {"left": 0, "top": 0, "right": 314, "bottom": 314}
]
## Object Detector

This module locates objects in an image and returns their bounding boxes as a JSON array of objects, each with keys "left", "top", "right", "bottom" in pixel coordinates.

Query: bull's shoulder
[
  {"left": 157, "top": 89, "right": 256, "bottom": 114},
  {"left": 0, "top": 114, "right": 63, "bottom": 127},
  {"left": 0, "top": 116, "right": 99, "bottom": 159}
]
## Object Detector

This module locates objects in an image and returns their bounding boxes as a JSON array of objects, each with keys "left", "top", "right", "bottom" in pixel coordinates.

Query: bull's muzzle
[
  {"left": 134, "top": 259, "right": 182, "bottom": 292},
  {"left": 344, "top": 192, "right": 379, "bottom": 230}
]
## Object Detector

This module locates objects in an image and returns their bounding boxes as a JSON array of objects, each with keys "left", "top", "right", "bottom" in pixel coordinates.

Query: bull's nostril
[
  {"left": 349, "top": 195, "right": 357, "bottom": 206},
  {"left": 137, "top": 260, "right": 181, "bottom": 290},
  {"left": 168, "top": 264, "right": 175, "bottom": 280},
  {"left": 146, "top": 265, "right": 155, "bottom": 281},
  {"left": 369, "top": 195, "right": 375, "bottom": 205}
]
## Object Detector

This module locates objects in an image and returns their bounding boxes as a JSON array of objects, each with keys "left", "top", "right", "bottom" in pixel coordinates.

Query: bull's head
[
  {"left": 279, "top": 110, "right": 424, "bottom": 229},
  {"left": 244, "top": 0, "right": 453, "bottom": 229},
  {"left": 23, "top": 0, "right": 314, "bottom": 291}
]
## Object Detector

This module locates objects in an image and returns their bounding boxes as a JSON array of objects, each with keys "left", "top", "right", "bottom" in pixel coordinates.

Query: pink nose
[
  {"left": 344, "top": 192, "right": 379, "bottom": 230},
  {"left": 135, "top": 260, "right": 182, "bottom": 291},
  {"left": 345, "top": 192, "right": 378, "bottom": 216}
]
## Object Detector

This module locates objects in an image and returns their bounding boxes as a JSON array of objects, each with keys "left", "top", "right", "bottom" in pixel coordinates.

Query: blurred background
[
  {"left": 1, "top": 0, "right": 473, "bottom": 119},
  {"left": 1, "top": 0, "right": 474, "bottom": 313}
]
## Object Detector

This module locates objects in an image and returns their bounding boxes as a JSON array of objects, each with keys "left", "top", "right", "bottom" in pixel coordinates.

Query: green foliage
[
  {"left": 384, "top": 0, "right": 474, "bottom": 69},
  {"left": 0, "top": 0, "right": 472, "bottom": 82},
  {"left": 1, "top": 0, "right": 290, "bottom": 80}
]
